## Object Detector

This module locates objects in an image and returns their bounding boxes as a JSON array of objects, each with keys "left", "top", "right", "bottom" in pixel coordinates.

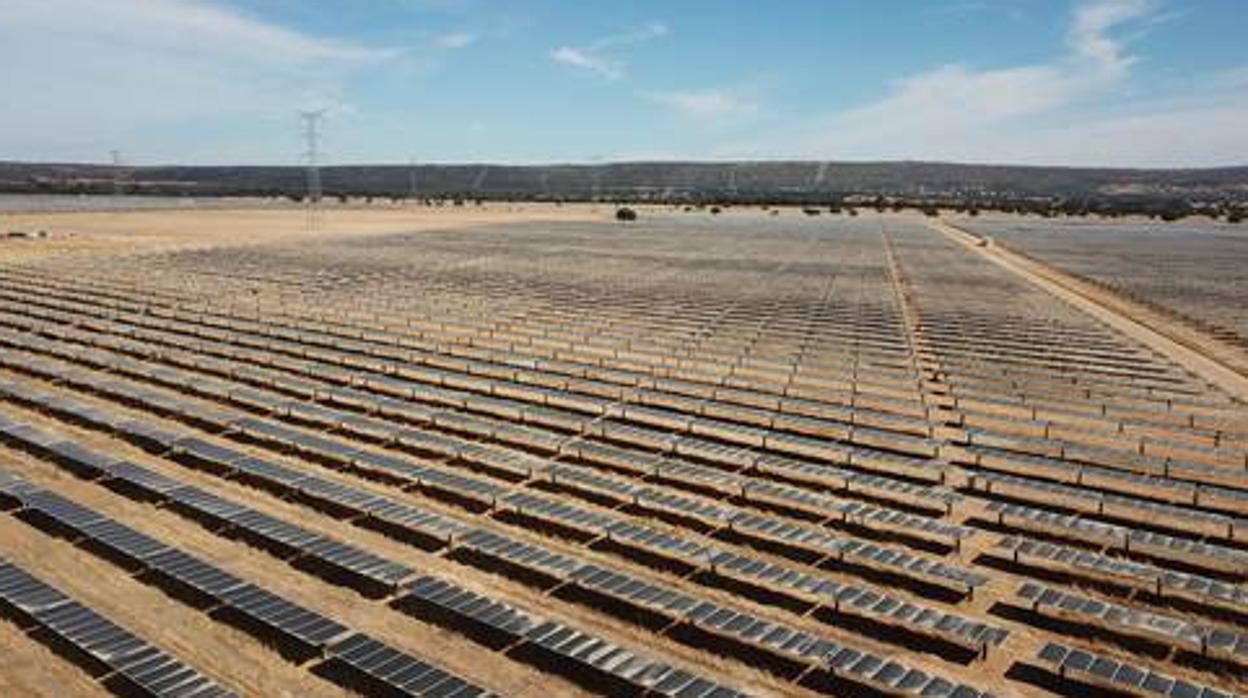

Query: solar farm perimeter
[{"left": 0, "top": 206, "right": 1245, "bottom": 698}]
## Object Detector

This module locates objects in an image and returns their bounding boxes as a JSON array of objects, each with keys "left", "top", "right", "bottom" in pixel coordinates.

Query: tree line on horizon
[{"left": 1, "top": 168, "right": 1243, "bottom": 223}]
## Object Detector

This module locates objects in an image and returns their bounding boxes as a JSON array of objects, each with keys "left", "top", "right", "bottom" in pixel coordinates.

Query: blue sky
[{"left": 0, "top": 0, "right": 1244, "bottom": 167}]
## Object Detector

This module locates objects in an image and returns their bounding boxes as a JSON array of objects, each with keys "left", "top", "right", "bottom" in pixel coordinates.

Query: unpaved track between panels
[{"left": 929, "top": 218, "right": 1248, "bottom": 403}]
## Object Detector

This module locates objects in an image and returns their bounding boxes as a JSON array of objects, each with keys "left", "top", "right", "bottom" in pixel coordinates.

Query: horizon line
[{"left": 5, "top": 158, "right": 1248, "bottom": 173}]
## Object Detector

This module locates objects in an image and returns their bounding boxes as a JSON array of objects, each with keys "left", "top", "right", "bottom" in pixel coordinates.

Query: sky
[{"left": 0, "top": 0, "right": 1245, "bottom": 167}]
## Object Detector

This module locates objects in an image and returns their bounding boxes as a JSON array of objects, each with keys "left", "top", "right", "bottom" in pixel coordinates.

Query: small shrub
[{"left": 615, "top": 207, "right": 638, "bottom": 222}]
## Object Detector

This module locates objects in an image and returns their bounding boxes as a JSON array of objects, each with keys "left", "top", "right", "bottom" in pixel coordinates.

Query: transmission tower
[
  {"left": 408, "top": 157, "right": 418, "bottom": 202},
  {"left": 300, "top": 110, "right": 326, "bottom": 231},
  {"left": 110, "top": 150, "right": 129, "bottom": 196}
]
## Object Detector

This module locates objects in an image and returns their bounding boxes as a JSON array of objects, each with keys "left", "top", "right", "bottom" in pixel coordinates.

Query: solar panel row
[
  {"left": 0, "top": 557, "right": 239, "bottom": 698},
  {"left": 1034, "top": 642, "right": 1242, "bottom": 698},
  {"left": 0, "top": 384, "right": 1010, "bottom": 683},
  {"left": 0, "top": 464, "right": 494, "bottom": 696},
  {"left": 1016, "top": 581, "right": 1247, "bottom": 663}
]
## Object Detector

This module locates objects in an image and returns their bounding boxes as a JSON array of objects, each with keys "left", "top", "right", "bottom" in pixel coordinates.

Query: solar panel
[
  {"left": 454, "top": 528, "right": 584, "bottom": 585},
  {"left": 1016, "top": 581, "right": 1244, "bottom": 661},
  {"left": 41, "top": 440, "right": 123, "bottom": 479},
  {"left": 995, "top": 536, "right": 1248, "bottom": 614},
  {"left": 967, "top": 460, "right": 1243, "bottom": 539},
  {"left": 0, "top": 557, "right": 240, "bottom": 698},
  {"left": 397, "top": 576, "right": 534, "bottom": 643},
  {"left": 1032, "top": 642, "right": 1240, "bottom": 698}
]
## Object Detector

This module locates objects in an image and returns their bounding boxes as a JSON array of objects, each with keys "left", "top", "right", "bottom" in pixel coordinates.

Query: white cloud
[
  {"left": 550, "top": 21, "right": 668, "bottom": 80},
  {"left": 829, "top": 0, "right": 1150, "bottom": 133},
  {"left": 1069, "top": 0, "right": 1151, "bottom": 75},
  {"left": 433, "top": 31, "right": 476, "bottom": 49},
  {"left": 591, "top": 21, "right": 669, "bottom": 49},
  {"left": 647, "top": 88, "right": 760, "bottom": 120},
  {"left": 551, "top": 47, "right": 623, "bottom": 80},
  {"left": 756, "top": 0, "right": 1247, "bottom": 166},
  {"left": 0, "top": 0, "right": 397, "bottom": 162},
  {"left": 986, "top": 104, "right": 1248, "bottom": 167},
  {"left": 0, "top": 0, "right": 396, "bottom": 67}
]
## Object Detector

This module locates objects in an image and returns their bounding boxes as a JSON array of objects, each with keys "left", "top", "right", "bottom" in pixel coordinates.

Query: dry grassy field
[{"left": 0, "top": 204, "right": 1244, "bottom": 698}]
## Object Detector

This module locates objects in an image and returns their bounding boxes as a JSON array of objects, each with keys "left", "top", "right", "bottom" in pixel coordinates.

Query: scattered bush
[
  {"left": 802, "top": 207, "right": 821, "bottom": 216},
  {"left": 615, "top": 207, "right": 638, "bottom": 222},
  {"left": 709, "top": 206, "right": 722, "bottom": 215}
]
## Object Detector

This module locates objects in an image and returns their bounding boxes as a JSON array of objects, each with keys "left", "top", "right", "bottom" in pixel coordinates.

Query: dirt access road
[{"left": 929, "top": 218, "right": 1248, "bottom": 403}]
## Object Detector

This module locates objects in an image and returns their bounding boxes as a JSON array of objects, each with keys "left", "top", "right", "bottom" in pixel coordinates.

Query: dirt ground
[
  {"left": 0, "top": 612, "right": 113, "bottom": 698},
  {"left": 0, "top": 202, "right": 611, "bottom": 263}
]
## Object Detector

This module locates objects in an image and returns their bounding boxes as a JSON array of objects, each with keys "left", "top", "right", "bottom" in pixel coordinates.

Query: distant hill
[{"left": 2, "top": 160, "right": 1246, "bottom": 202}]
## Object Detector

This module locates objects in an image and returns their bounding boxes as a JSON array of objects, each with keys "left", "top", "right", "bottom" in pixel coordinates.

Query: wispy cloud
[
  {"left": 833, "top": 0, "right": 1151, "bottom": 129},
  {"left": 432, "top": 31, "right": 476, "bottom": 49},
  {"left": 0, "top": 0, "right": 398, "bottom": 161},
  {"left": 926, "top": 1, "right": 993, "bottom": 16},
  {"left": 551, "top": 47, "right": 624, "bottom": 80},
  {"left": 766, "top": 0, "right": 1216, "bottom": 165},
  {"left": 1068, "top": 0, "right": 1152, "bottom": 76},
  {"left": 647, "top": 87, "right": 760, "bottom": 121},
  {"left": 708, "top": 0, "right": 1245, "bottom": 167},
  {"left": 550, "top": 21, "right": 668, "bottom": 80},
  {"left": 0, "top": 0, "right": 398, "bottom": 67},
  {"left": 925, "top": 1, "right": 1028, "bottom": 22}
]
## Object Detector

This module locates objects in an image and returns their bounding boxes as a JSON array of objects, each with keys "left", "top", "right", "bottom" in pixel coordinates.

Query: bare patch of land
[{"left": 0, "top": 202, "right": 609, "bottom": 263}]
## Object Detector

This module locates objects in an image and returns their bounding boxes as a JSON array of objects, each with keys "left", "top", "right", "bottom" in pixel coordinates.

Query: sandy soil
[
  {"left": 0, "top": 612, "right": 113, "bottom": 698},
  {"left": 0, "top": 203, "right": 611, "bottom": 263}
]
